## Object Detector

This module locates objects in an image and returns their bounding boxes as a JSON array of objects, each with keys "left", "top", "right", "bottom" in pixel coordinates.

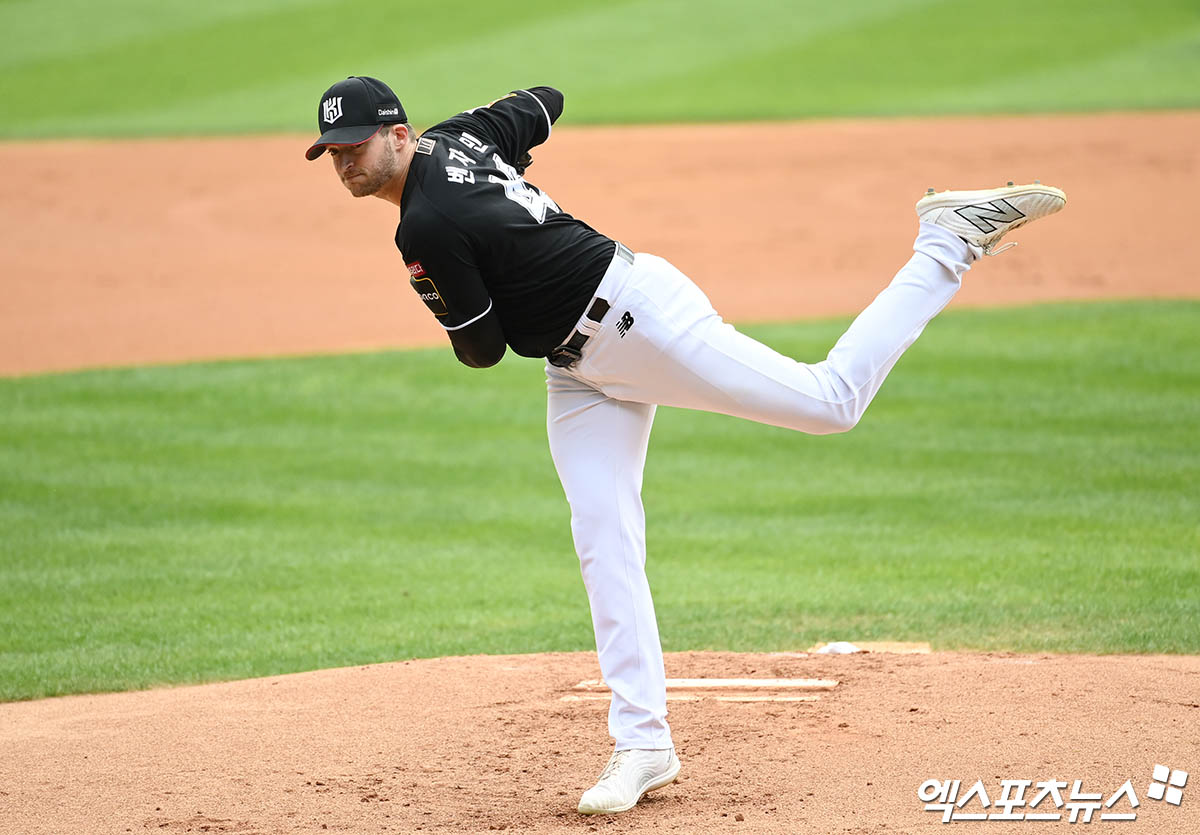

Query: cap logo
[
  {"left": 378, "top": 107, "right": 399, "bottom": 117},
  {"left": 322, "top": 96, "right": 343, "bottom": 125}
]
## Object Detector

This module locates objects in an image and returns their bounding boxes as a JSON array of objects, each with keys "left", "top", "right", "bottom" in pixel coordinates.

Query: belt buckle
[{"left": 548, "top": 345, "right": 583, "bottom": 368}]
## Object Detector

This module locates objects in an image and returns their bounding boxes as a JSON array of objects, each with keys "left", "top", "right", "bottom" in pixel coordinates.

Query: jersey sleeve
[
  {"left": 400, "top": 216, "right": 493, "bottom": 332},
  {"left": 442, "top": 87, "right": 563, "bottom": 166}
]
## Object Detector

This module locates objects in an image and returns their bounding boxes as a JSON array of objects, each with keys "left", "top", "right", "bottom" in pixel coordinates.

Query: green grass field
[
  {"left": 1, "top": 0, "right": 1197, "bottom": 702},
  {"left": 1, "top": 0, "right": 1198, "bottom": 137},
  {"left": 2, "top": 302, "right": 1197, "bottom": 701}
]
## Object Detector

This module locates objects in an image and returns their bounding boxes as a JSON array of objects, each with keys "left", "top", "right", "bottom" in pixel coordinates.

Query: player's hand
[{"left": 515, "top": 151, "right": 533, "bottom": 175}]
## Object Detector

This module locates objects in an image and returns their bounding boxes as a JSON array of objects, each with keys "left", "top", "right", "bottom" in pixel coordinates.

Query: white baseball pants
[{"left": 545, "top": 223, "right": 974, "bottom": 750}]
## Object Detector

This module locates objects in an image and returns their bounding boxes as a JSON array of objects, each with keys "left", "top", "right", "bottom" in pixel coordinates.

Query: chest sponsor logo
[
  {"left": 322, "top": 96, "right": 343, "bottom": 125},
  {"left": 410, "top": 276, "right": 448, "bottom": 316},
  {"left": 416, "top": 136, "right": 435, "bottom": 155}
]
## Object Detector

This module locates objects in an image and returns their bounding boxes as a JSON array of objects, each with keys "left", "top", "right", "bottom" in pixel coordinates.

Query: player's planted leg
[
  {"left": 546, "top": 372, "right": 680, "bottom": 815},
  {"left": 545, "top": 373, "right": 672, "bottom": 751}
]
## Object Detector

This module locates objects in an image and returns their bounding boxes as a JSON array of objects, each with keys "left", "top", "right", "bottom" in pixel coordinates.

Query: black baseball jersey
[{"left": 395, "top": 88, "right": 615, "bottom": 359}]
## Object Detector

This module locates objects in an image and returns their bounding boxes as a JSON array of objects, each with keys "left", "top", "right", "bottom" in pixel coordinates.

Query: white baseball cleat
[
  {"left": 916, "top": 182, "right": 1066, "bottom": 256},
  {"left": 577, "top": 747, "right": 681, "bottom": 815}
]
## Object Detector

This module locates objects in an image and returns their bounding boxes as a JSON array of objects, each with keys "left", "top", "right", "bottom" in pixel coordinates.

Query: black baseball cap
[{"left": 305, "top": 76, "right": 407, "bottom": 161}]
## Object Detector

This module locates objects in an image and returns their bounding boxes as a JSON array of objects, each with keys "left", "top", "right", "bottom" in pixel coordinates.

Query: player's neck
[{"left": 374, "top": 143, "right": 417, "bottom": 210}]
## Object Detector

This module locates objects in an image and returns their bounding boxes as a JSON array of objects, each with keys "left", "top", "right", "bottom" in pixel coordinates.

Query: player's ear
[{"left": 381, "top": 124, "right": 396, "bottom": 146}]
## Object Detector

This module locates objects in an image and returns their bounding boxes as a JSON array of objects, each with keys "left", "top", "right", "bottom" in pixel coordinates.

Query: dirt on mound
[
  {"left": 2, "top": 651, "right": 1197, "bottom": 834},
  {"left": 1, "top": 111, "right": 1197, "bottom": 375}
]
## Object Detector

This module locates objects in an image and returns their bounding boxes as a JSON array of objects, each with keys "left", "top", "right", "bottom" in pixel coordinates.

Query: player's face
[{"left": 328, "top": 128, "right": 398, "bottom": 198}]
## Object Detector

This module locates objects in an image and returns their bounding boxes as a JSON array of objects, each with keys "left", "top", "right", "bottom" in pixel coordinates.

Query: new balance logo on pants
[{"left": 617, "top": 311, "right": 635, "bottom": 337}]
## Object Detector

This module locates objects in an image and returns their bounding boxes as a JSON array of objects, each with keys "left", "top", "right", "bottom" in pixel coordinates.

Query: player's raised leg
[
  {"left": 574, "top": 184, "right": 1065, "bottom": 434},
  {"left": 579, "top": 222, "right": 967, "bottom": 432}
]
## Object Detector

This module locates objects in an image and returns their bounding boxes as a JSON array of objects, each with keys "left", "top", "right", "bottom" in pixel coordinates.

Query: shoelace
[
  {"left": 981, "top": 211, "right": 1032, "bottom": 256},
  {"left": 597, "top": 750, "right": 632, "bottom": 781},
  {"left": 983, "top": 241, "right": 1018, "bottom": 256}
]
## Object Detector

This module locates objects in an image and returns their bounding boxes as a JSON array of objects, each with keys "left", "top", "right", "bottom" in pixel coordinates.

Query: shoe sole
[
  {"left": 577, "top": 757, "right": 682, "bottom": 815},
  {"left": 915, "top": 183, "right": 1066, "bottom": 215}
]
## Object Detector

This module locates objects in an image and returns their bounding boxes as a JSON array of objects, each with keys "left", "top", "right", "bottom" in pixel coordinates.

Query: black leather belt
[{"left": 548, "top": 243, "right": 634, "bottom": 368}]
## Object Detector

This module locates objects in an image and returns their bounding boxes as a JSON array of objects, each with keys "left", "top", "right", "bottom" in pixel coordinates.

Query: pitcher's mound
[{"left": 3, "top": 650, "right": 1198, "bottom": 833}]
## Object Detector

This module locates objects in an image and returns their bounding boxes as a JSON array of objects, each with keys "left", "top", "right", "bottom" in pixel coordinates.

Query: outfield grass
[
  {"left": 1, "top": 301, "right": 1197, "bottom": 701},
  {"left": 1, "top": 0, "right": 1197, "bottom": 138}
]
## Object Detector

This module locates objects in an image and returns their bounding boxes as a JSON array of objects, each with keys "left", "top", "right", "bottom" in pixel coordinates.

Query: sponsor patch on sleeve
[{"left": 410, "top": 275, "right": 448, "bottom": 317}]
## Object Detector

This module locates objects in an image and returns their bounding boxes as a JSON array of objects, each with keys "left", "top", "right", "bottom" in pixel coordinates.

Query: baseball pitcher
[{"left": 305, "top": 76, "right": 1065, "bottom": 815}]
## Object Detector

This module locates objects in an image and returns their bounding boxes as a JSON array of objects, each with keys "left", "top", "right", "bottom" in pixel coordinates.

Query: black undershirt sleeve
[{"left": 448, "top": 313, "right": 506, "bottom": 368}]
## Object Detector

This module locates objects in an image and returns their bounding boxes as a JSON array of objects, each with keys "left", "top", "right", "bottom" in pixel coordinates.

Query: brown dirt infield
[
  {"left": 1, "top": 111, "right": 1197, "bottom": 375},
  {"left": 1, "top": 112, "right": 1198, "bottom": 833}
]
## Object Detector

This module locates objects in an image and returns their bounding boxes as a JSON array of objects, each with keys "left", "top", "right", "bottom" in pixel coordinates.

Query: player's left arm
[
  {"left": 402, "top": 222, "right": 507, "bottom": 369},
  {"left": 411, "top": 253, "right": 507, "bottom": 368},
  {"left": 447, "top": 310, "right": 506, "bottom": 368}
]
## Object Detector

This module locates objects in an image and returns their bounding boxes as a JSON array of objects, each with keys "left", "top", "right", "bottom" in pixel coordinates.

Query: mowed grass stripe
[
  {"left": 1, "top": 301, "right": 1197, "bottom": 701},
  {"left": 1, "top": 0, "right": 1198, "bottom": 137},
  {"left": 650, "top": 0, "right": 1200, "bottom": 121}
]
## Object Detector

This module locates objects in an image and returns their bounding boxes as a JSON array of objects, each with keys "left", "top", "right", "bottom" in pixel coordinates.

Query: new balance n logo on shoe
[
  {"left": 954, "top": 199, "right": 1025, "bottom": 233},
  {"left": 616, "top": 311, "right": 635, "bottom": 337}
]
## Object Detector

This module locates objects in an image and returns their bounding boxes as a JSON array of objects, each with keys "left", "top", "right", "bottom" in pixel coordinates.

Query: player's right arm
[{"left": 439, "top": 87, "right": 564, "bottom": 169}]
